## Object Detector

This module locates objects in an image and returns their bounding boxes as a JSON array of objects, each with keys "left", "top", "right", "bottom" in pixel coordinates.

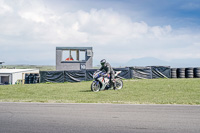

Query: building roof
[
  {"left": 56, "top": 47, "right": 92, "bottom": 50},
  {"left": 0, "top": 61, "right": 4, "bottom": 64},
  {"left": 0, "top": 69, "right": 39, "bottom": 74}
]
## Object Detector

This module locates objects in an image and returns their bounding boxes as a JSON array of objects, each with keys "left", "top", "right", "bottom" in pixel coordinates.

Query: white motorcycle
[{"left": 91, "top": 70, "right": 123, "bottom": 92}]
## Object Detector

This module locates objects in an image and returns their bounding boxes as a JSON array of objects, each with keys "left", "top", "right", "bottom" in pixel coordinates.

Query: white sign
[{"left": 80, "top": 64, "right": 86, "bottom": 70}]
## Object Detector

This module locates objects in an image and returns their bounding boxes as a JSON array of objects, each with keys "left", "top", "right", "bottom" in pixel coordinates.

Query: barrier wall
[
  {"left": 130, "top": 67, "right": 152, "bottom": 79},
  {"left": 130, "top": 66, "right": 171, "bottom": 79},
  {"left": 40, "top": 68, "right": 132, "bottom": 83},
  {"left": 113, "top": 67, "right": 132, "bottom": 79},
  {"left": 151, "top": 66, "right": 171, "bottom": 78},
  {"left": 65, "top": 70, "right": 86, "bottom": 82},
  {"left": 40, "top": 66, "right": 171, "bottom": 83}
]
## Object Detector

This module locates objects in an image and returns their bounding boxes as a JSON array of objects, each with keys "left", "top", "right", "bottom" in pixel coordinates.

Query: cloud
[
  {"left": 0, "top": 0, "right": 200, "bottom": 65},
  {"left": 180, "top": 2, "right": 200, "bottom": 10},
  {"left": 0, "top": 0, "right": 13, "bottom": 15}
]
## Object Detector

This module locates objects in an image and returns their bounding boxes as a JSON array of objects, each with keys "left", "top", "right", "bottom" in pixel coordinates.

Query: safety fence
[
  {"left": 40, "top": 66, "right": 173, "bottom": 83},
  {"left": 40, "top": 68, "right": 131, "bottom": 83},
  {"left": 24, "top": 67, "right": 200, "bottom": 84},
  {"left": 130, "top": 66, "right": 171, "bottom": 79}
]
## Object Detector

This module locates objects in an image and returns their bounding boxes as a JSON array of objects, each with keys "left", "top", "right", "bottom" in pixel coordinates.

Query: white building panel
[
  {"left": 0, "top": 69, "right": 39, "bottom": 84},
  {"left": 12, "top": 72, "right": 23, "bottom": 84}
]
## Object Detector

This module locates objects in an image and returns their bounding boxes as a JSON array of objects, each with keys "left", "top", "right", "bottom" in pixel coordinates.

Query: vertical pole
[
  {"left": 63, "top": 71, "right": 65, "bottom": 83},
  {"left": 22, "top": 73, "right": 24, "bottom": 84},
  {"left": 76, "top": 50, "right": 79, "bottom": 61},
  {"left": 10, "top": 74, "right": 12, "bottom": 85}
]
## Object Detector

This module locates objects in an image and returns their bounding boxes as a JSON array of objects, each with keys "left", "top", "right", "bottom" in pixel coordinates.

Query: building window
[
  {"left": 62, "top": 50, "right": 86, "bottom": 62},
  {"left": 79, "top": 50, "right": 86, "bottom": 61},
  {"left": 71, "top": 50, "right": 77, "bottom": 61},
  {"left": 62, "top": 50, "right": 70, "bottom": 61}
]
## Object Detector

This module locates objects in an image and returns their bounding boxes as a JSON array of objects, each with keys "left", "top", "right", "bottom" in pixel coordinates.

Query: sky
[{"left": 0, "top": 0, "right": 200, "bottom": 66}]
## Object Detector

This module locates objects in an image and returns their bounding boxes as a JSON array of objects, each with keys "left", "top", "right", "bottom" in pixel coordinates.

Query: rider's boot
[
  {"left": 113, "top": 81, "right": 116, "bottom": 90},
  {"left": 109, "top": 81, "right": 113, "bottom": 90}
]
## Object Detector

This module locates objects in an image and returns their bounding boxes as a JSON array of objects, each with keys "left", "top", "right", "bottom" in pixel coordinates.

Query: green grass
[
  {"left": 2, "top": 65, "right": 99, "bottom": 71},
  {"left": 2, "top": 65, "right": 56, "bottom": 71},
  {"left": 0, "top": 79, "right": 200, "bottom": 105}
]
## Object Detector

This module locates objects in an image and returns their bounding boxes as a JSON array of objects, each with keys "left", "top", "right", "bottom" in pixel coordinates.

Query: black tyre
[
  {"left": 115, "top": 78, "right": 123, "bottom": 90},
  {"left": 29, "top": 74, "right": 34, "bottom": 84},
  {"left": 171, "top": 68, "right": 177, "bottom": 78},
  {"left": 185, "top": 68, "right": 194, "bottom": 78},
  {"left": 194, "top": 68, "right": 200, "bottom": 73},
  {"left": 33, "top": 74, "right": 40, "bottom": 83},
  {"left": 194, "top": 68, "right": 200, "bottom": 78},
  {"left": 25, "top": 74, "right": 29, "bottom": 84},
  {"left": 177, "top": 68, "right": 185, "bottom": 78},
  {"left": 195, "top": 74, "right": 200, "bottom": 78},
  {"left": 91, "top": 81, "right": 101, "bottom": 92}
]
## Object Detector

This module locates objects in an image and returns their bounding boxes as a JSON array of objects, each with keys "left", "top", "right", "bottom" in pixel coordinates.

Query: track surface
[{"left": 0, "top": 103, "right": 200, "bottom": 133}]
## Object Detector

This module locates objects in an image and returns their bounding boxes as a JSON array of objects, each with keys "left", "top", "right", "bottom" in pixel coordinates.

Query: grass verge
[{"left": 0, "top": 79, "right": 200, "bottom": 105}]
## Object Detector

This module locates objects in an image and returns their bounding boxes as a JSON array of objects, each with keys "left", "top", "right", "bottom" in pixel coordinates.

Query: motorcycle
[{"left": 91, "top": 70, "right": 123, "bottom": 92}]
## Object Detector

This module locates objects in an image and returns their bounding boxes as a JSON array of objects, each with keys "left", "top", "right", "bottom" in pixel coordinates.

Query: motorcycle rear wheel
[
  {"left": 91, "top": 81, "right": 101, "bottom": 92},
  {"left": 115, "top": 78, "right": 123, "bottom": 90}
]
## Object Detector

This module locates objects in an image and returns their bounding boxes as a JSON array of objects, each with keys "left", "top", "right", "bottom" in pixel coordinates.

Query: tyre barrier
[
  {"left": 177, "top": 68, "right": 185, "bottom": 78},
  {"left": 29, "top": 74, "right": 34, "bottom": 84},
  {"left": 194, "top": 67, "right": 200, "bottom": 78},
  {"left": 185, "top": 68, "right": 194, "bottom": 78},
  {"left": 171, "top": 67, "right": 200, "bottom": 78},
  {"left": 25, "top": 73, "right": 40, "bottom": 84},
  {"left": 171, "top": 68, "right": 177, "bottom": 78},
  {"left": 33, "top": 74, "right": 40, "bottom": 84},
  {"left": 25, "top": 74, "right": 29, "bottom": 84}
]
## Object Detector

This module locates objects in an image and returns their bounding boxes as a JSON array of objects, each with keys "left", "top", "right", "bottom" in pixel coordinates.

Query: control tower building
[{"left": 56, "top": 47, "right": 93, "bottom": 71}]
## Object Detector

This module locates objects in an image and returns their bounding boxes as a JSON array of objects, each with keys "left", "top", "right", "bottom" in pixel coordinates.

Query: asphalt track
[{"left": 0, "top": 103, "right": 200, "bottom": 133}]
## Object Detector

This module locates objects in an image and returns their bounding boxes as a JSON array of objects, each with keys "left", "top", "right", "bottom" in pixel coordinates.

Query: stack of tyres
[
  {"left": 185, "top": 68, "right": 194, "bottom": 78},
  {"left": 25, "top": 74, "right": 29, "bottom": 84},
  {"left": 33, "top": 74, "right": 40, "bottom": 83},
  {"left": 194, "top": 68, "right": 200, "bottom": 78},
  {"left": 177, "top": 68, "right": 185, "bottom": 78},
  {"left": 29, "top": 74, "right": 34, "bottom": 84},
  {"left": 171, "top": 68, "right": 177, "bottom": 78}
]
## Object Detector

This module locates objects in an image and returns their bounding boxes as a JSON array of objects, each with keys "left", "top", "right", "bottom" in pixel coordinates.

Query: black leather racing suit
[{"left": 100, "top": 62, "right": 116, "bottom": 89}]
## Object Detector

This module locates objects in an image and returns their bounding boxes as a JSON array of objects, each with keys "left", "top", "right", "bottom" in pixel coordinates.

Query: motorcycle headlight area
[
  {"left": 93, "top": 74, "right": 97, "bottom": 79},
  {"left": 93, "top": 71, "right": 101, "bottom": 79}
]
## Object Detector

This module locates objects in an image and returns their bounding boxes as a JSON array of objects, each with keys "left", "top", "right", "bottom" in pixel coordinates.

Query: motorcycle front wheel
[
  {"left": 115, "top": 78, "right": 123, "bottom": 90},
  {"left": 91, "top": 81, "right": 101, "bottom": 92}
]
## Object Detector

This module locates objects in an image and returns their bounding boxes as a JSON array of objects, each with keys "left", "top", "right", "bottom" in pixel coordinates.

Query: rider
[{"left": 99, "top": 59, "right": 116, "bottom": 90}]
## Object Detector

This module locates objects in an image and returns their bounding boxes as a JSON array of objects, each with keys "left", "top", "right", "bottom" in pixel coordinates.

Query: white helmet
[{"left": 100, "top": 59, "right": 106, "bottom": 66}]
